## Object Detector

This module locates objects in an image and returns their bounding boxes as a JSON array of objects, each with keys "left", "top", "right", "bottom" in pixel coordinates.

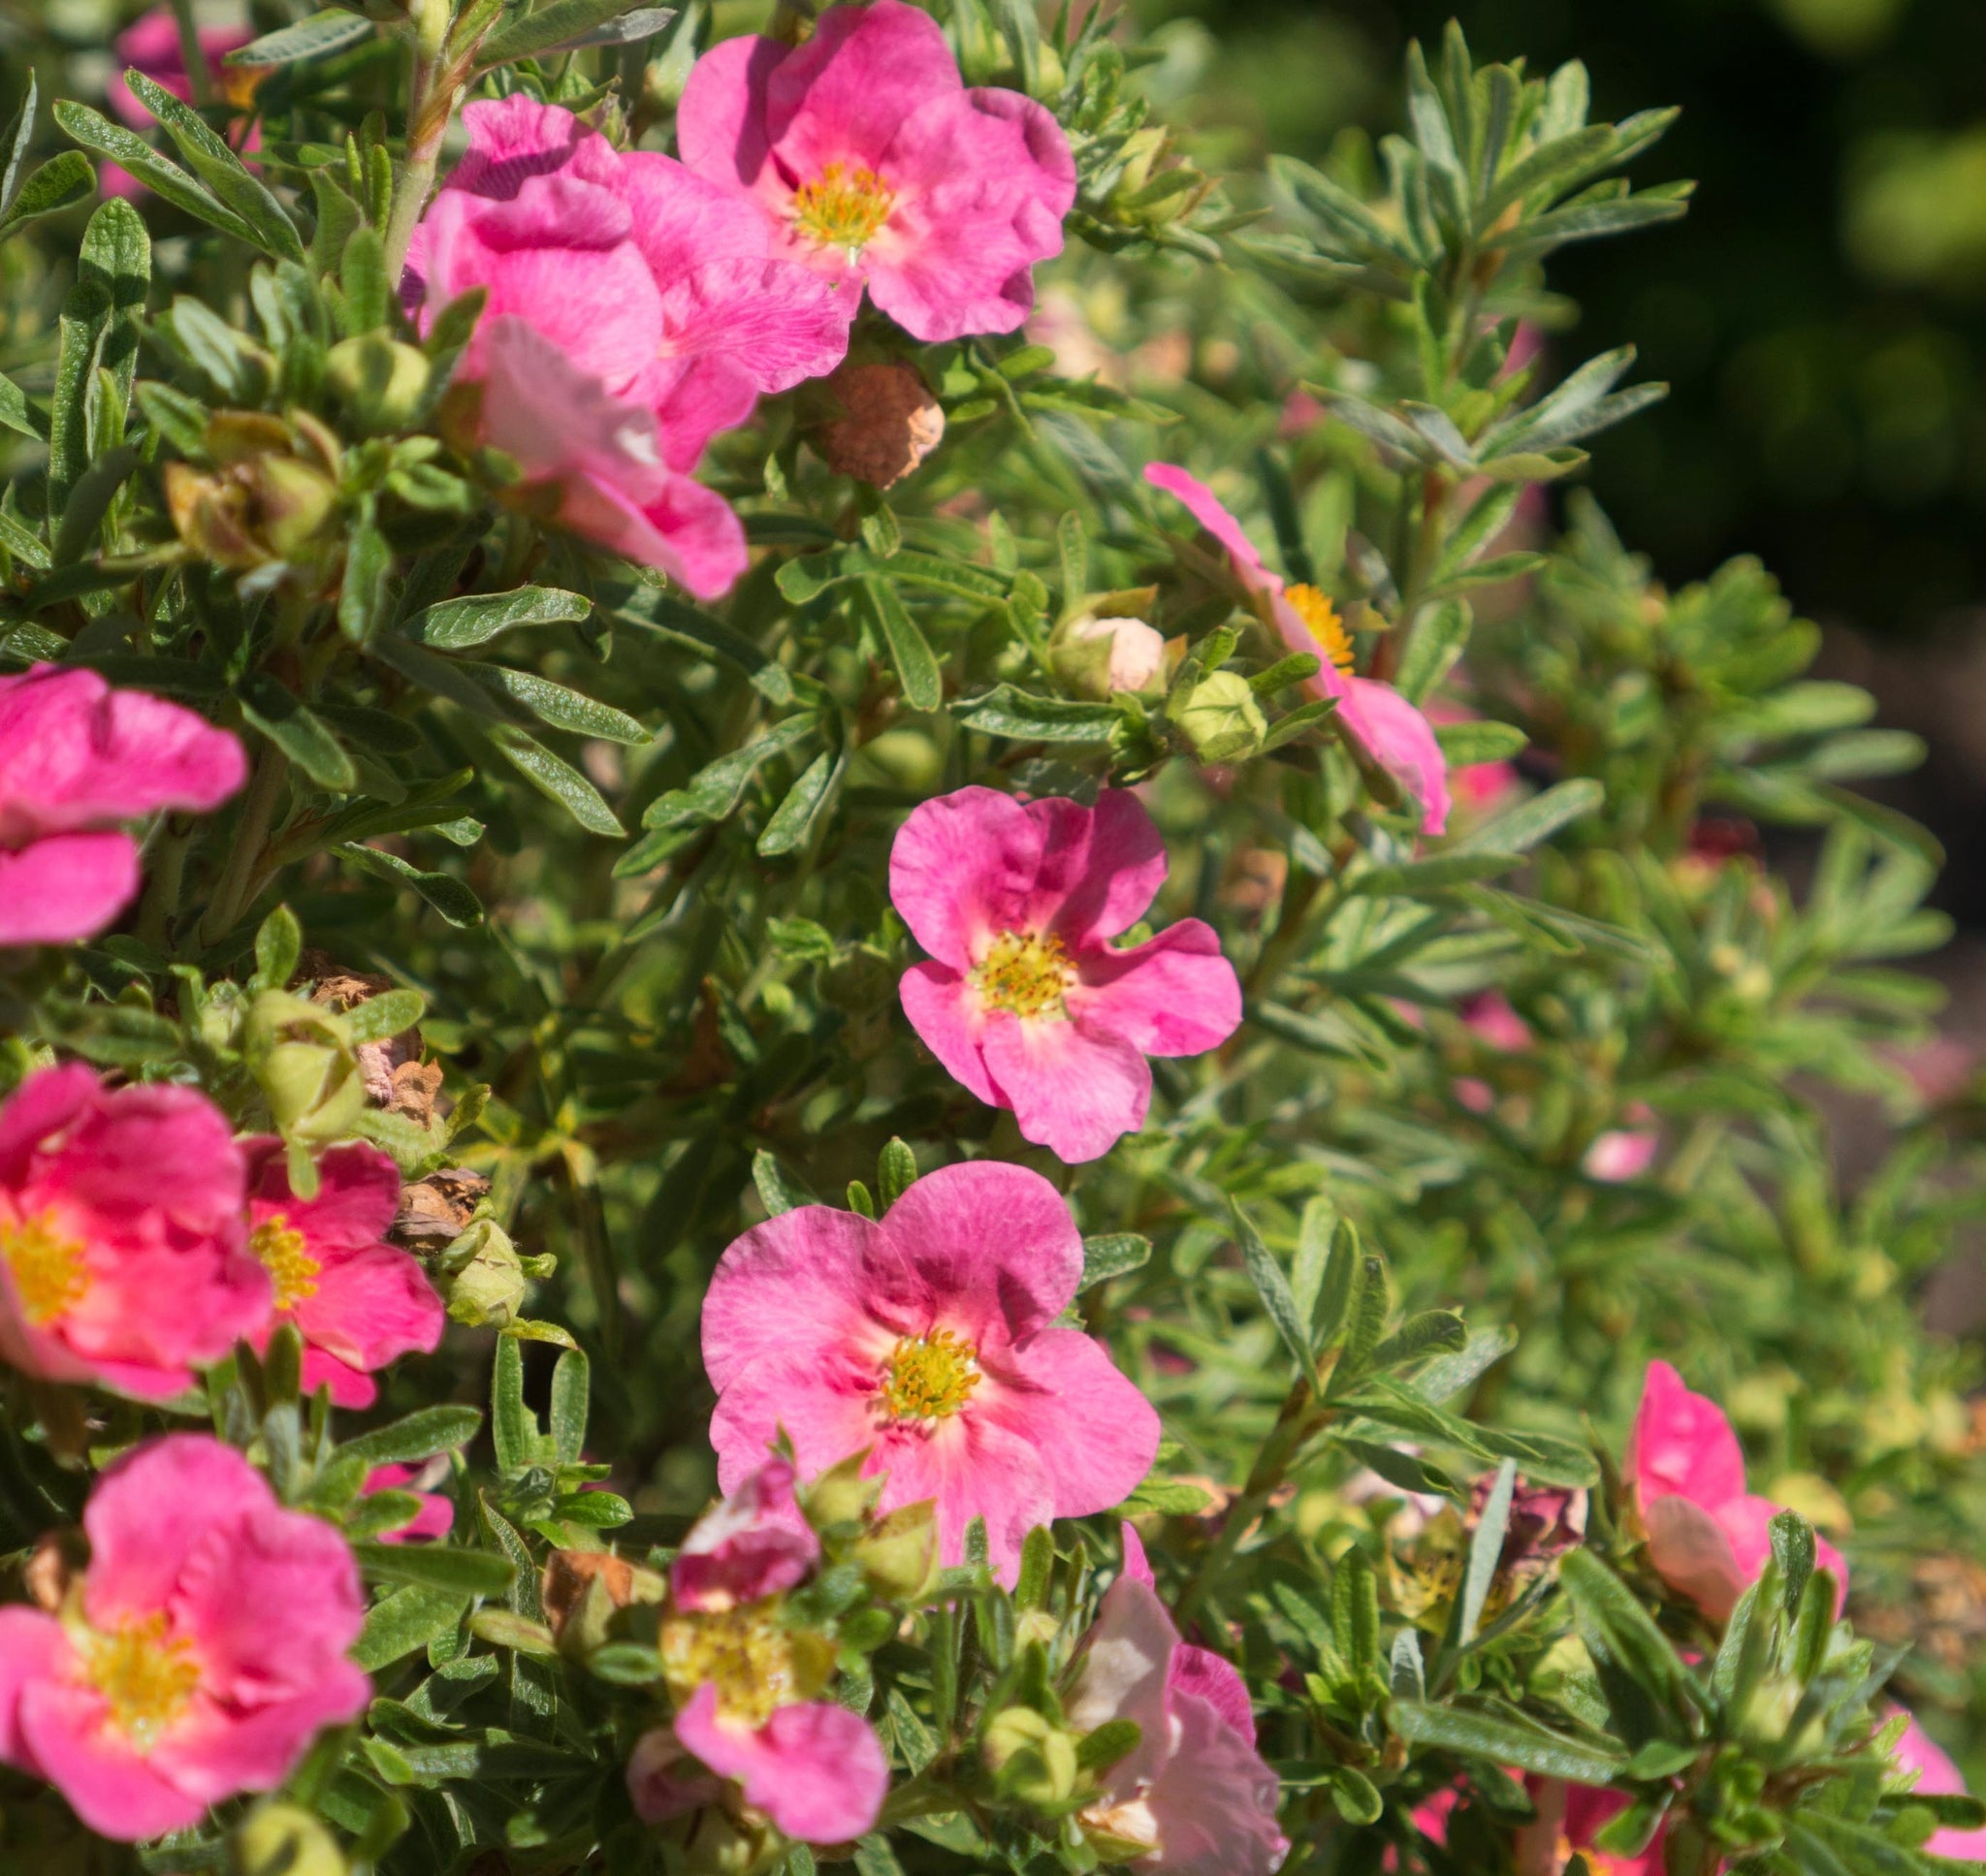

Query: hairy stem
[
  {"left": 197, "top": 747, "right": 288, "bottom": 949},
  {"left": 166, "top": 0, "right": 215, "bottom": 107}
]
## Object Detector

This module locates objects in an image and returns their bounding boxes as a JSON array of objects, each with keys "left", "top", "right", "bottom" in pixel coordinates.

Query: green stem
[
  {"left": 134, "top": 816, "right": 196, "bottom": 954},
  {"left": 166, "top": 0, "right": 215, "bottom": 107},
  {"left": 380, "top": 0, "right": 457, "bottom": 286},
  {"left": 197, "top": 747, "right": 287, "bottom": 949}
]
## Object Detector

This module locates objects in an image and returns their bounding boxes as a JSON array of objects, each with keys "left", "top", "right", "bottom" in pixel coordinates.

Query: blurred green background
[{"left": 1136, "top": 0, "right": 1986, "bottom": 918}]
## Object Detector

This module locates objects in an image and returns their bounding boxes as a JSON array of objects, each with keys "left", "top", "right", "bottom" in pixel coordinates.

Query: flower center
[
  {"left": 880, "top": 1328, "right": 981, "bottom": 1422},
  {"left": 251, "top": 1214, "right": 321, "bottom": 1311},
  {"left": 661, "top": 1604, "right": 825, "bottom": 1729},
  {"left": 1285, "top": 584, "right": 1356, "bottom": 673},
  {"left": 973, "top": 929, "right": 1074, "bottom": 1022},
  {"left": 0, "top": 1210, "right": 89, "bottom": 1327},
  {"left": 791, "top": 161, "right": 896, "bottom": 254},
  {"left": 83, "top": 1611, "right": 201, "bottom": 1752}
]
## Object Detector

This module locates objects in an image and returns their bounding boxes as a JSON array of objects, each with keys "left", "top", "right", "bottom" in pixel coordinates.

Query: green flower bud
[
  {"left": 1169, "top": 669, "right": 1267, "bottom": 764},
  {"left": 229, "top": 1803, "right": 347, "bottom": 1876},
  {"left": 804, "top": 1447, "right": 882, "bottom": 1529},
  {"left": 984, "top": 1705, "right": 1079, "bottom": 1807},
  {"left": 440, "top": 1219, "right": 529, "bottom": 1327},
  {"left": 243, "top": 991, "right": 368, "bottom": 1146},
  {"left": 853, "top": 1498, "right": 939, "bottom": 1603},
  {"left": 327, "top": 334, "right": 433, "bottom": 434}
]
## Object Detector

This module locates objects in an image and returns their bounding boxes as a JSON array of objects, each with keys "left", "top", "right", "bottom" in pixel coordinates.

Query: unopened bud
[
  {"left": 244, "top": 990, "right": 367, "bottom": 1145},
  {"left": 253, "top": 455, "right": 340, "bottom": 557},
  {"left": 984, "top": 1706, "right": 1079, "bottom": 1806},
  {"left": 230, "top": 1803, "right": 347, "bottom": 1876},
  {"left": 1169, "top": 670, "right": 1266, "bottom": 764},
  {"left": 327, "top": 334, "right": 432, "bottom": 434},
  {"left": 853, "top": 1498, "right": 939, "bottom": 1603},
  {"left": 440, "top": 1219, "right": 528, "bottom": 1326},
  {"left": 815, "top": 361, "right": 945, "bottom": 489},
  {"left": 804, "top": 1448, "right": 882, "bottom": 1530},
  {"left": 1053, "top": 613, "right": 1167, "bottom": 698}
]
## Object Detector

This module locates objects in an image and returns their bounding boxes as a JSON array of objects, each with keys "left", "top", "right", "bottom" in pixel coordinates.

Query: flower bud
[
  {"left": 243, "top": 990, "right": 368, "bottom": 1146},
  {"left": 165, "top": 412, "right": 342, "bottom": 577},
  {"left": 853, "top": 1498, "right": 939, "bottom": 1603},
  {"left": 804, "top": 1448, "right": 882, "bottom": 1529},
  {"left": 327, "top": 334, "right": 433, "bottom": 434},
  {"left": 1052, "top": 613, "right": 1167, "bottom": 698},
  {"left": 436, "top": 1219, "right": 529, "bottom": 1326},
  {"left": 813, "top": 361, "right": 945, "bottom": 489},
  {"left": 984, "top": 1706, "right": 1079, "bottom": 1807},
  {"left": 1169, "top": 670, "right": 1266, "bottom": 764},
  {"left": 229, "top": 1803, "right": 347, "bottom": 1876}
]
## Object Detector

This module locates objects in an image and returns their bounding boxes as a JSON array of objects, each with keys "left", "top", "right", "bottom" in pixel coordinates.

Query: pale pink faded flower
[
  {"left": 1887, "top": 1714, "right": 1986, "bottom": 1860},
  {"left": 1585, "top": 1104, "right": 1659, "bottom": 1183},
  {"left": 1068, "top": 614, "right": 1168, "bottom": 694},
  {"left": 0, "top": 1065, "right": 269, "bottom": 1402},
  {"left": 1145, "top": 462, "right": 1451, "bottom": 835},
  {"left": 1628, "top": 1360, "right": 1847, "bottom": 1622},
  {"left": 679, "top": 0, "right": 1075, "bottom": 342},
  {"left": 670, "top": 1455, "right": 819, "bottom": 1613},
  {"left": 0, "top": 666, "right": 245, "bottom": 946},
  {"left": 241, "top": 1138, "right": 444, "bottom": 1409},
  {"left": 0, "top": 1435, "right": 368, "bottom": 1840},
  {"left": 890, "top": 786, "right": 1241, "bottom": 1162},
  {"left": 1065, "top": 1525, "right": 1287, "bottom": 1876},
  {"left": 363, "top": 1462, "right": 455, "bottom": 1543},
  {"left": 702, "top": 1160, "right": 1159, "bottom": 1582},
  {"left": 104, "top": 10, "right": 262, "bottom": 200}
]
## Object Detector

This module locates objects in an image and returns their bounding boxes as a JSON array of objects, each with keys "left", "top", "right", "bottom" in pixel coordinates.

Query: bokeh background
[{"left": 1135, "top": 0, "right": 1986, "bottom": 929}]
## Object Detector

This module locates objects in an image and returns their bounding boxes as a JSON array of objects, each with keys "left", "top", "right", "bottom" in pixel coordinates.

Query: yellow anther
[
  {"left": 251, "top": 1213, "right": 322, "bottom": 1310},
  {"left": 1284, "top": 584, "right": 1356, "bottom": 674},
  {"left": 880, "top": 1328, "right": 981, "bottom": 1422},
  {"left": 791, "top": 161, "right": 896, "bottom": 254},
  {"left": 84, "top": 1612, "right": 201, "bottom": 1751},
  {"left": 973, "top": 930, "right": 1074, "bottom": 1022},
  {"left": 0, "top": 1210, "right": 89, "bottom": 1327}
]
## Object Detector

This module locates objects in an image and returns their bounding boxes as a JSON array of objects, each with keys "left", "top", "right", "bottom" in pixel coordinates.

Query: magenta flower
[
  {"left": 0, "top": 666, "right": 245, "bottom": 946},
  {"left": 671, "top": 1455, "right": 819, "bottom": 1613},
  {"left": 678, "top": 0, "right": 1075, "bottom": 342},
  {"left": 1887, "top": 1715, "right": 1986, "bottom": 1860},
  {"left": 105, "top": 10, "right": 262, "bottom": 200},
  {"left": 241, "top": 1138, "right": 444, "bottom": 1410},
  {"left": 412, "top": 96, "right": 851, "bottom": 471},
  {"left": 363, "top": 1463, "right": 455, "bottom": 1543},
  {"left": 1628, "top": 1360, "right": 1847, "bottom": 1622},
  {"left": 0, "top": 1065, "right": 269, "bottom": 1402},
  {"left": 1065, "top": 1525, "right": 1287, "bottom": 1876},
  {"left": 0, "top": 1434, "right": 368, "bottom": 1840},
  {"left": 1585, "top": 1103, "right": 1660, "bottom": 1183},
  {"left": 702, "top": 1160, "right": 1160, "bottom": 1583},
  {"left": 890, "top": 787, "right": 1241, "bottom": 1163},
  {"left": 1145, "top": 463, "right": 1452, "bottom": 836}
]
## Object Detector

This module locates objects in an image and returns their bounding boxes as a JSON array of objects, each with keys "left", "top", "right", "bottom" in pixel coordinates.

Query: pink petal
[
  {"left": 899, "top": 960, "right": 1002, "bottom": 1105},
  {"left": 1118, "top": 1521, "right": 1156, "bottom": 1588},
  {"left": 0, "top": 1606, "right": 66, "bottom": 1773},
  {"left": 1073, "top": 919, "right": 1242, "bottom": 1059},
  {"left": 675, "top": 1683, "right": 888, "bottom": 1844},
  {"left": 979, "top": 1008, "right": 1153, "bottom": 1164},
  {"left": 1338, "top": 678, "right": 1452, "bottom": 838},
  {"left": 1171, "top": 1644, "right": 1257, "bottom": 1747},
  {"left": 627, "top": 1724, "right": 722, "bottom": 1823},
  {"left": 1629, "top": 1361, "right": 1748, "bottom": 1519},
  {"left": 672, "top": 1456, "right": 820, "bottom": 1610},
  {"left": 286, "top": 1243, "right": 445, "bottom": 1378},
  {"left": 649, "top": 351, "right": 760, "bottom": 472},
  {"left": 364, "top": 1464, "right": 456, "bottom": 1542},
  {"left": 1585, "top": 1126, "right": 1660, "bottom": 1183},
  {"left": 1141, "top": 1684, "right": 1290, "bottom": 1876},
  {"left": 557, "top": 460, "right": 748, "bottom": 600},
  {"left": 888, "top": 785, "right": 1044, "bottom": 970},
  {"left": 1066, "top": 1571, "right": 1179, "bottom": 1796},
  {"left": 860, "top": 1398, "right": 1056, "bottom": 1579},
  {"left": 985, "top": 1326, "right": 1158, "bottom": 1522},
  {"left": 1890, "top": 1714, "right": 1986, "bottom": 1860},
  {"left": 0, "top": 831, "right": 141, "bottom": 944},
  {"left": 702, "top": 1204, "right": 883, "bottom": 1395},
  {"left": 1641, "top": 1492, "right": 1748, "bottom": 1623},
  {"left": 17, "top": 1679, "right": 206, "bottom": 1840},
  {"left": 150, "top": 1661, "right": 371, "bottom": 1806},
  {"left": 657, "top": 254, "right": 856, "bottom": 397},
  {"left": 1029, "top": 790, "right": 1169, "bottom": 949},
  {"left": 245, "top": 1137, "right": 401, "bottom": 1249},
  {"left": 763, "top": 0, "right": 962, "bottom": 177},
  {"left": 449, "top": 95, "right": 621, "bottom": 199},
  {"left": 677, "top": 34, "right": 785, "bottom": 193},
  {"left": 709, "top": 1351, "right": 880, "bottom": 1499},
  {"left": 1144, "top": 463, "right": 1277, "bottom": 591}
]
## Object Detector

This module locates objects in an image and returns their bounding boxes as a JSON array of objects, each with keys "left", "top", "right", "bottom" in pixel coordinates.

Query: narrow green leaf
[
  {"left": 53, "top": 101, "right": 258, "bottom": 246},
  {"left": 0, "top": 152, "right": 96, "bottom": 243},
  {"left": 1393, "top": 1701, "right": 1627, "bottom": 1784},
  {"left": 338, "top": 505, "right": 392, "bottom": 645},
  {"left": 0, "top": 74, "right": 36, "bottom": 221},
  {"left": 1458, "top": 1459, "right": 1516, "bottom": 1642},
  {"left": 406, "top": 586, "right": 592, "bottom": 649},
  {"left": 0, "top": 370, "right": 48, "bottom": 443},
  {"left": 491, "top": 724, "right": 625, "bottom": 836},
  {"left": 756, "top": 747, "right": 840, "bottom": 857},
  {"left": 862, "top": 578, "right": 944, "bottom": 712},
  {"left": 228, "top": 9, "right": 375, "bottom": 63},
  {"left": 1233, "top": 1199, "right": 1311, "bottom": 1376},
  {"left": 353, "top": 1541, "right": 516, "bottom": 1597},
  {"left": 492, "top": 1336, "right": 535, "bottom": 1474},
  {"left": 1077, "top": 1233, "right": 1152, "bottom": 1292},
  {"left": 238, "top": 674, "right": 358, "bottom": 792},
  {"left": 479, "top": 0, "right": 649, "bottom": 67},
  {"left": 339, "top": 1407, "right": 482, "bottom": 1469},
  {"left": 549, "top": 1349, "right": 590, "bottom": 1467},
  {"left": 338, "top": 843, "right": 485, "bottom": 928},
  {"left": 951, "top": 683, "right": 1119, "bottom": 743},
  {"left": 353, "top": 1584, "right": 470, "bottom": 1669},
  {"left": 468, "top": 665, "right": 649, "bottom": 745},
  {"left": 123, "top": 69, "right": 304, "bottom": 264}
]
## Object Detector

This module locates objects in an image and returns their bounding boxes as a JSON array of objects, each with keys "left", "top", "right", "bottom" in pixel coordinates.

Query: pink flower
[
  {"left": 1522, "top": 1781, "right": 1668, "bottom": 1876},
  {"left": 1145, "top": 462, "right": 1451, "bottom": 836},
  {"left": 105, "top": 10, "right": 262, "bottom": 200},
  {"left": 362, "top": 1464, "right": 454, "bottom": 1543},
  {"left": 672, "top": 1685, "right": 888, "bottom": 1844},
  {"left": 1426, "top": 700, "right": 1520, "bottom": 814},
  {"left": 671, "top": 1456, "right": 819, "bottom": 1613},
  {"left": 890, "top": 787, "right": 1242, "bottom": 1163},
  {"left": 412, "top": 96, "right": 850, "bottom": 472},
  {"left": 241, "top": 1138, "right": 444, "bottom": 1410},
  {"left": 1461, "top": 990, "right": 1532, "bottom": 1054},
  {"left": 0, "top": 1434, "right": 368, "bottom": 1840},
  {"left": 1585, "top": 1104, "right": 1659, "bottom": 1183},
  {"left": 1065, "top": 1525, "right": 1287, "bottom": 1875},
  {"left": 1887, "top": 1715, "right": 1986, "bottom": 1860},
  {"left": 701, "top": 1159, "right": 1160, "bottom": 1583},
  {"left": 0, "top": 1065, "right": 269, "bottom": 1402},
  {"left": 471, "top": 317, "right": 749, "bottom": 599},
  {"left": 0, "top": 666, "right": 245, "bottom": 946},
  {"left": 678, "top": 0, "right": 1075, "bottom": 342},
  {"left": 1628, "top": 1360, "right": 1847, "bottom": 1623}
]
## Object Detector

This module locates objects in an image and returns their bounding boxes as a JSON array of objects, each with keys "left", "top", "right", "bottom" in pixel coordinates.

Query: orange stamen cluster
[{"left": 1285, "top": 584, "right": 1357, "bottom": 674}]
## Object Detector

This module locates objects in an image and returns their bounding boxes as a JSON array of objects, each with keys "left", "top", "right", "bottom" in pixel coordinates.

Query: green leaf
[
  {"left": 644, "top": 715, "right": 818, "bottom": 830},
  {"left": 1452, "top": 778, "right": 1604, "bottom": 854},
  {"left": 611, "top": 585, "right": 793, "bottom": 704},
  {"left": 1458, "top": 1459, "right": 1516, "bottom": 1643},
  {"left": 338, "top": 1407, "right": 482, "bottom": 1469},
  {"left": 549, "top": 1348, "right": 590, "bottom": 1466},
  {"left": 491, "top": 724, "right": 625, "bottom": 836},
  {"left": 123, "top": 69, "right": 304, "bottom": 264},
  {"left": 1233, "top": 1199, "right": 1311, "bottom": 1375},
  {"left": 0, "top": 370, "right": 48, "bottom": 443},
  {"left": 478, "top": 0, "right": 651, "bottom": 66},
  {"left": 228, "top": 9, "right": 375, "bottom": 63},
  {"left": 343, "top": 987, "right": 426, "bottom": 1044},
  {"left": 48, "top": 277, "right": 107, "bottom": 527},
  {"left": 492, "top": 1335, "right": 536, "bottom": 1474},
  {"left": 1392, "top": 1701, "right": 1627, "bottom": 1784},
  {"left": 468, "top": 665, "right": 650, "bottom": 745},
  {"left": 1361, "top": 1310, "right": 1468, "bottom": 1375},
  {"left": 1077, "top": 1233, "right": 1152, "bottom": 1291},
  {"left": 0, "top": 74, "right": 36, "bottom": 221},
  {"left": 352, "top": 1584, "right": 470, "bottom": 1669},
  {"left": 53, "top": 101, "right": 259, "bottom": 247},
  {"left": 1348, "top": 851, "right": 1522, "bottom": 896},
  {"left": 861, "top": 578, "right": 944, "bottom": 712},
  {"left": 877, "top": 1137, "right": 918, "bottom": 1210},
  {"left": 338, "top": 843, "right": 485, "bottom": 928},
  {"left": 338, "top": 505, "right": 392, "bottom": 646},
  {"left": 1436, "top": 719, "right": 1528, "bottom": 766},
  {"left": 0, "top": 152, "right": 96, "bottom": 243},
  {"left": 353, "top": 1542, "right": 516, "bottom": 1597},
  {"left": 753, "top": 1151, "right": 817, "bottom": 1217},
  {"left": 405, "top": 587, "right": 592, "bottom": 649},
  {"left": 952, "top": 683, "right": 1120, "bottom": 743},
  {"left": 1557, "top": 1547, "right": 1698, "bottom": 1722},
  {"left": 756, "top": 747, "right": 840, "bottom": 857},
  {"left": 254, "top": 905, "right": 304, "bottom": 990},
  {"left": 239, "top": 674, "right": 358, "bottom": 792}
]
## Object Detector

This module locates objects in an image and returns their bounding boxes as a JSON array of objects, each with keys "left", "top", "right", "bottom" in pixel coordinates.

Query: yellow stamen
[
  {"left": 973, "top": 929, "right": 1074, "bottom": 1022},
  {"left": 0, "top": 1211, "right": 89, "bottom": 1327},
  {"left": 251, "top": 1214, "right": 321, "bottom": 1310},
  {"left": 83, "top": 1612, "right": 201, "bottom": 1752},
  {"left": 1285, "top": 584, "right": 1356, "bottom": 674},
  {"left": 791, "top": 161, "right": 896, "bottom": 254},
  {"left": 880, "top": 1328, "right": 981, "bottom": 1422},
  {"left": 660, "top": 1603, "right": 832, "bottom": 1728}
]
